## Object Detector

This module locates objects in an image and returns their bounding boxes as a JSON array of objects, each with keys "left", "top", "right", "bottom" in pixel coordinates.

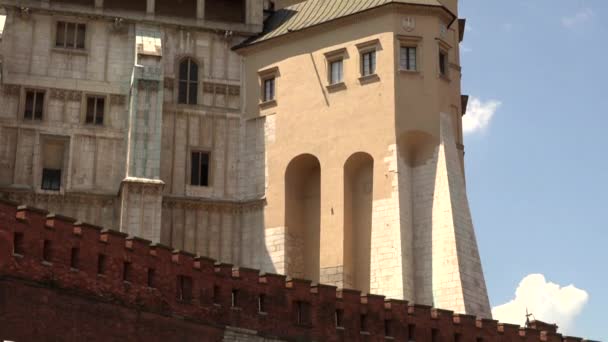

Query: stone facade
[{"left": 0, "top": 0, "right": 492, "bottom": 319}]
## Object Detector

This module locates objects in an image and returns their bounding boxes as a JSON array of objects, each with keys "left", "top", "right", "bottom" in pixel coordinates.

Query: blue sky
[{"left": 460, "top": 0, "right": 607, "bottom": 340}]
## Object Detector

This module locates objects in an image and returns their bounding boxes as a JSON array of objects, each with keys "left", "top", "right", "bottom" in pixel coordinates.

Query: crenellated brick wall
[{"left": 0, "top": 199, "right": 594, "bottom": 341}]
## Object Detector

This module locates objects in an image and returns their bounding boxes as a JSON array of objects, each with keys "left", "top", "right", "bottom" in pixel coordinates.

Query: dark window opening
[
  {"left": 455, "top": 333, "right": 462, "bottom": 342},
  {"left": 97, "top": 254, "right": 106, "bottom": 275},
  {"left": 177, "top": 275, "right": 193, "bottom": 302},
  {"left": 156, "top": 0, "right": 196, "bottom": 18},
  {"left": 190, "top": 151, "right": 210, "bottom": 187},
  {"left": 24, "top": 91, "right": 44, "bottom": 121},
  {"left": 432, "top": 329, "right": 440, "bottom": 342},
  {"left": 335, "top": 309, "right": 344, "bottom": 328},
  {"left": 296, "top": 301, "right": 311, "bottom": 326},
  {"left": 329, "top": 59, "right": 343, "bottom": 84},
  {"left": 147, "top": 268, "right": 156, "bottom": 288},
  {"left": 231, "top": 289, "right": 239, "bottom": 307},
  {"left": 104, "top": 0, "right": 146, "bottom": 11},
  {"left": 361, "top": 50, "right": 376, "bottom": 76},
  {"left": 400, "top": 46, "right": 417, "bottom": 71},
  {"left": 385, "top": 319, "right": 393, "bottom": 337},
  {"left": 258, "top": 294, "right": 266, "bottom": 313},
  {"left": 212, "top": 285, "right": 221, "bottom": 304},
  {"left": 408, "top": 324, "right": 416, "bottom": 341},
  {"left": 13, "top": 232, "right": 24, "bottom": 255},
  {"left": 178, "top": 58, "right": 198, "bottom": 105},
  {"left": 439, "top": 51, "right": 448, "bottom": 76},
  {"left": 263, "top": 77, "right": 275, "bottom": 102},
  {"left": 41, "top": 169, "right": 61, "bottom": 191},
  {"left": 476, "top": 338, "right": 484, "bottom": 342},
  {"left": 360, "top": 314, "right": 367, "bottom": 332},
  {"left": 123, "top": 261, "right": 131, "bottom": 282},
  {"left": 205, "top": 0, "right": 245, "bottom": 23},
  {"left": 86, "top": 96, "right": 105, "bottom": 125},
  {"left": 42, "top": 240, "right": 53, "bottom": 263},
  {"left": 56, "top": 21, "right": 86, "bottom": 49},
  {"left": 70, "top": 247, "right": 80, "bottom": 269}
]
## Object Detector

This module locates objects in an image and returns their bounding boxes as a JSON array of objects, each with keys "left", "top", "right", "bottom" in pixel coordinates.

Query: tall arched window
[{"left": 178, "top": 58, "right": 198, "bottom": 105}]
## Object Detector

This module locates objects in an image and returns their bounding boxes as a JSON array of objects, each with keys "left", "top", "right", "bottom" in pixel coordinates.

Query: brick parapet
[{"left": 0, "top": 201, "right": 595, "bottom": 341}]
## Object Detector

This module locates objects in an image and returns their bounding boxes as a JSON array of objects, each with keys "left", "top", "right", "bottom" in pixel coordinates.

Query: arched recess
[
  {"left": 285, "top": 154, "right": 321, "bottom": 282},
  {"left": 343, "top": 152, "right": 374, "bottom": 292}
]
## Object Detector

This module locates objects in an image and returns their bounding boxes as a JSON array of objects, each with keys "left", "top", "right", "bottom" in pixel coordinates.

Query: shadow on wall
[
  {"left": 398, "top": 130, "right": 439, "bottom": 305},
  {"left": 285, "top": 154, "right": 321, "bottom": 282}
]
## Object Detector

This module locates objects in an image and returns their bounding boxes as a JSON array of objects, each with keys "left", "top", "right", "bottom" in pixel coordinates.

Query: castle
[{"left": 0, "top": 0, "right": 490, "bottom": 319}]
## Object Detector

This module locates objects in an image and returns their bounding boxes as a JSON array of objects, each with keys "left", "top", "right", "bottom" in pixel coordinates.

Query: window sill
[
  {"left": 13, "top": 253, "right": 24, "bottom": 259},
  {"left": 42, "top": 261, "right": 53, "bottom": 267},
  {"left": 258, "top": 311, "right": 268, "bottom": 316},
  {"left": 359, "top": 74, "right": 380, "bottom": 85},
  {"left": 259, "top": 99, "right": 277, "bottom": 109},
  {"left": 51, "top": 47, "right": 89, "bottom": 56},
  {"left": 360, "top": 331, "right": 371, "bottom": 336},
  {"left": 399, "top": 69, "right": 420, "bottom": 75},
  {"left": 326, "top": 82, "right": 346, "bottom": 93}
]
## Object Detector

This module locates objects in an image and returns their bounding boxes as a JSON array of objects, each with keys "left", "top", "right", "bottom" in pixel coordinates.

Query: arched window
[{"left": 178, "top": 58, "right": 198, "bottom": 105}]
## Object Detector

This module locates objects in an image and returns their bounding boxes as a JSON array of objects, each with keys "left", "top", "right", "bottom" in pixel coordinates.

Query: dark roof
[{"left": 235, "top": 0, "right": 453, "bottom": 49}]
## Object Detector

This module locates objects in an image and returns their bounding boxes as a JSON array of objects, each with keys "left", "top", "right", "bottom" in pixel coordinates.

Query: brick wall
[{"left": 0, "top": 199, "right": 592, "bottom": 341}]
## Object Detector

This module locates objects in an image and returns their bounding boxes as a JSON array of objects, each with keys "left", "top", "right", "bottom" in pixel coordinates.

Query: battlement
[{"left": 0, "top": 199, "right": 594, "bottom": 341}]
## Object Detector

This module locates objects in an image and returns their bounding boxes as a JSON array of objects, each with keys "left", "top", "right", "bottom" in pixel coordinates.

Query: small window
[
  {"left": 231, "top": 289, "right": 239, "bottom": 307},
  {"left": 24, "top": 90, "right": 44, "bottom": 121},
  {"left": 258, "top": 294, "right": 266, "bottom": 313},
  {"left": 408, "top": 324, "right": 416, "bottom": 341},
  {"left": 42, "top": 240, "right": 53, "bottom": 263},
  {"left": 56, "top": 21, "right": 86, "bottom": 49},
  {"left": 97, "top": 254, "right": 107, "bottom": 275},
  {"left": 178, "top": 58, "right": 198, "bottom": 105},
  {"left": 335, "top": 309, "right": 344, "bottom": 328},
  {"left": 385, "top": 319, "right": 393, "bottom": 337},
  {"left": 439, "top": 51, "right": 448, "bottom": 76},
  {"left": 263, "top": 77, "right": 275, "bottom": 102},
  {"left": 70, "top": 247, "right": 80, "bottom": 269},
  {"left": 361, "top": 50, "right": 376, "bottom": 76},
  {"left": 85, "top": 96, "right": 105, "bottom": 125},
  {"left": 190, "top": 151, "right": 210, "bottom": 187},
  {"left": 41, "top": 169, "right": 61, "bottom": 191},
  {"left": 431, "top": 329, "right": 440, "bottom": 342},
  {"left": 177, "top": 275, "right": 193, "bottom": 302},
  {"left": 13, "top": 232, "right": 24, "bottom": 255},
  {"left": 400, "top": 46, "right": 417, "bottom": 71},
  {"left": 123, "top": 261, "right": 131, "bottom": 282},
  {"left": 329, "top": 59, "right": 343, "bottom": 85},
  {"left": 360, "top": 314, "right": 367, "bottom": 332},
  {"left": 296, "top": 301, "right": 311, "bottom": 326},
  {"left": 213, "top": 285, "right": 221, "bottom": 304},
  {"left": 147, "top": 268, "right": 156, "bottom": 288},
  {"left": 455, "top": 333, "right": 462, "bottom": 342}
]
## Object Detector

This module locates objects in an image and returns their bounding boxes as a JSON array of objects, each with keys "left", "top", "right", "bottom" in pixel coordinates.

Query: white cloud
[
  {"left": 463, "top": 97, "right": 501, "bottom": 135},
  {"left": 562, "top": 8, "right": 594, "bottom": 28},
  {"left": 492, "top": 274, "right": 589, "bottom": 335}
]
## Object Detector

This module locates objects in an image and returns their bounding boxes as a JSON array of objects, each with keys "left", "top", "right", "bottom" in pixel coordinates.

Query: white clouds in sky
[
  {"left": 492, "top": 274, "right": 589, "bottom": 335},
  {"left": 463, "top": 97, "right": 501, "bottom": 135},
  {"left": 562, "top": 8, "right": 594, "bottom": 28}
]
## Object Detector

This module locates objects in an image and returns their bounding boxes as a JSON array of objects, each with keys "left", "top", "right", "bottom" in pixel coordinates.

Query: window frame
[
  {"left": 360, "top": 50, "right": 376, "bottom": 77},
  {"left": 356, "top": 39, "right": 381, "bottom": 83},
  {"left": 436, "top": 37, "right": 452, "bottom": 80},
  {"left": 189, "top": 150, "right": 211, "bottom": 188},
  {"left": 258, "top": 66, "right": 279, "bottom": 108},
  {"left": 41, "top": 168, "right": 62, "bottom": 192},
  {"left": 23, "top": 89, "right": 46, "bottom": 122},
  {"left": 324, "top": 47, "right": 347, "bottom": 91},
  {"left": 177, "top": 57, "right": 200, "bottom": 105},
  {"left": 84, "top": 95, "right": 106, "bottom": 126},
  {"left": 55, "top": 20, "right": 87, "bottom": 50}
]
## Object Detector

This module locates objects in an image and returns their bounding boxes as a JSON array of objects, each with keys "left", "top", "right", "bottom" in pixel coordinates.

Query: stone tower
[{"left": 237, "top": 0, "right": 492, "bottom": 317}]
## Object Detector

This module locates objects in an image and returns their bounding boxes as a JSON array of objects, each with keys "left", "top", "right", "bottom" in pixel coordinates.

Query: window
[
  {"left": 360, "top": 314, "right": 368, "bottom": 332},
  {"left": 431, "top": 329, "right": 440, "bottom": 342},
  {"left": 85, "top": 96, "right": 105, "bottom": 125},
  {"left": 178, "top": 58, "right": 198, "bottom": 105},
  {"left": 335, "top": 309, "right": 344, "bottom": 328},
  {"left": 24, "top": 90, "right": 44, "bottom": 121},
  {"left": 190, "top": 151, "right": 210, "bottom": 187},
  {"left": 42, "top": 240, "right": 53, "bottom": 263},
  {"left": 41, "top": 169, "right": 61, "bottom": 191},
  {"left": 213, "top": 285, "right": 221, "bottom": 304},
  {"left": 329, "top": 59, "right": 343, "bottom": 84},
  {"left": 439, "top": 51, "right": 448, "bottom": 76},
  {"left": 147, "top": 268, "right": 156, "bottom": 288},
  {"left": 123, "top": 261, "right": 132, "bottom": 282},
  {"left": 258, "top": 294, "right": 266, "bottom": 313},
  {"left": 97, "top": 254, "right": 107, "bottom": 275},
  {"left": 400, "top": 46, "right": 417, "bottom": 71},
  {"left": 70, "top": 247, "right": 80, "bottom": 269},
  {"left": 177, "top": 275, "right": 193, "bottom": 302},
  {"left": 408, "top": 324, "right": 416, "bottom": 342},
  {"left": 231, "top": 289, "right": 239, "bottom": 307},
  {"left": 13, "top": 232, "right": 24, "bottom": 255},
  {"left": 361, "top": 50, "right": 376, "bottom": 76},
  {"left": 295, "top": 301, "right": 311, "bottom": 326},
  {"left": 455, "top": 333, "right": 462, "bottom": 342},
  {"left": 56, "top": 21, "right": 86, "bottom": 49},
  {"left": 263, "top": 77, "right": 275, "bottom": 102},
  {"left": 385, "top": 319, "right": 393, "bottom": 337}
]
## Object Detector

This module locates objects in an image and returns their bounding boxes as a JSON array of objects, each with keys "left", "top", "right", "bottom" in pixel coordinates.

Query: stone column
[
  {"left": 146, "top": 0, "right": 155, "bottom": 15},
  {"left": 119, "top": 25, "right": 165, "bottom": 243},
  {"left": 196, "top": 0, "right": 205, "bottom": 19}
]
